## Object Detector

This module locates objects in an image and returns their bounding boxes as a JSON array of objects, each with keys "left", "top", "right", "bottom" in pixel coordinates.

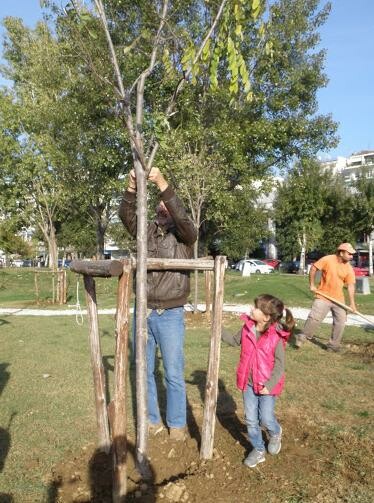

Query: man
[
  {"left": 119, "top": 167, "right": 197, "bottom": 440},
  {"left": 296, "top": 243, "right": 357, "bottom": 352}
]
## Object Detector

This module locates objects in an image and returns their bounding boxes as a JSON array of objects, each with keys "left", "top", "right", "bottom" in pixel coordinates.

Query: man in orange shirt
[{"left": 296, "top": 243, "right": 357, "bottom": 352}]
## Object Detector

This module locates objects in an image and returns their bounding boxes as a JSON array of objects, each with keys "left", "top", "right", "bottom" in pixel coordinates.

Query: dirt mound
[
  {"left": 48, "top": 409, "right": 373, "bottom": 503},
  {"left": 344, "top": 342, "right": 374, "bottom": 362}
]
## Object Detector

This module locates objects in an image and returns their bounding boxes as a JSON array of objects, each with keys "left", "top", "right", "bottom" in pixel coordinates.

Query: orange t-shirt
[{"left": 313, "top": 254, "right": 355, "bottom": 303}]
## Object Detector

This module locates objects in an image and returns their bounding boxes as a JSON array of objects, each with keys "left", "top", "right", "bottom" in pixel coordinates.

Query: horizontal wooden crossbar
[{"left": 70, "top": 258, "right": 217, "bottom": 277}]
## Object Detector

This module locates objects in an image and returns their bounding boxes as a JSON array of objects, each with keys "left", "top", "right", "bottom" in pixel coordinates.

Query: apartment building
[{"left": 321, "top": 150, "right": 374, "bottom": 183}]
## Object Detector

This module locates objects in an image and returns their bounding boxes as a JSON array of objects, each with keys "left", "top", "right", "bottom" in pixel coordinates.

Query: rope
[{"left": 75, "top": 276, "right": 84, "bottom": 326}]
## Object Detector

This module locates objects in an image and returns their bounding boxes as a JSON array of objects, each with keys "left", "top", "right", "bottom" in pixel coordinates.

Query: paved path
[{"left": 0, "top": 304, "right": 373, "bottom": 327}]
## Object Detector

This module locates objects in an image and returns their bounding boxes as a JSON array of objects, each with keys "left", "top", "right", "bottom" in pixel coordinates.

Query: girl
[{"left": 223, "top": 294, "right": 295, "bottom": 468}]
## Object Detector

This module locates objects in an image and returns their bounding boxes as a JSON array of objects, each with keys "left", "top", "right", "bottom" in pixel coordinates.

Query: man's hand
[
  {"left": 310, "top": 285, "right": 317, "bottom": 293},
  {"left": 259, "top": 386, "right": 269, "bottom": 395},
  {"left": 350, "top": 303, "right": 358, "bottom": 313},
  {"left": 148, "top": 167, "right": 168, "bottom": 192},
  {"left": 127, "top": 169, "right": 136, "bottom": 193}
]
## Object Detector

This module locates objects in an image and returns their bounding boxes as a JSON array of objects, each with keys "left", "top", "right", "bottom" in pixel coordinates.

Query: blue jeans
[
  {"left": 147, "top": 307, "right": 186, "bottom": 428},
  {"left": 243, "top": 384, "right": 281, "bottom": 452}
]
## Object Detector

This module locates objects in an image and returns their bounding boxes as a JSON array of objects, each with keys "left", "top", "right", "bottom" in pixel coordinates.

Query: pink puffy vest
[{"left": 236, "top": 315, "right": 290, "bottom": 396}]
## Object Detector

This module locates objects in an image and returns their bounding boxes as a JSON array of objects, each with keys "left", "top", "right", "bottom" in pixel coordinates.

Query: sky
[{"left": 0, "top": 0, "right": 373, "bottom": 161}]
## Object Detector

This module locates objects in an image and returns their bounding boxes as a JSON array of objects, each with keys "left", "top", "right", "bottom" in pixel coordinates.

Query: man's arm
[
  {"left": 309, "top": 265, "right": 318, "bottom": 293},
  {"left": 118, "top": 170, "right": 137, "bottom": 237},
  {"left": 150, "top": 168, "right": 197, "bottom": 246}
]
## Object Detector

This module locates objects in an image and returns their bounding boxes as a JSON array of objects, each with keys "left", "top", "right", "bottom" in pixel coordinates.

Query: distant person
[
  {"left": 296, "top": 243, "right": 357, "bottom": 352},
  {"left": 119, "top": 167, "right": 197, "bottom": 441},
  {"left": 222, "top": 294, "right": 295, "bottom": 468}
]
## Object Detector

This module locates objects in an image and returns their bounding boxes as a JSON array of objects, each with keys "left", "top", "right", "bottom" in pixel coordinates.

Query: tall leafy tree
[
  {"left": 274, "top": 158, "right": 329, "bottom": 270},
  {"left": 353, "top": 176, "right": 374, "bottom": 275},
  {"left": 1, "top": 14, "right": 131, "bottom": 261},
  {"left": 318, "top": 177, "right": 356, "bottom": 255}
]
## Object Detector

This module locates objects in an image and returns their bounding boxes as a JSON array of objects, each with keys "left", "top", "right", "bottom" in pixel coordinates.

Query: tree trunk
[
  {"left": 39, "top": 218, "right": 58, "bottom": 271},
  {"left": 298, "top": 230, "right": 306, "bottom": 275},
  {"left": 96, "top": 223, "right": 106, "bottom": 259},
  {"left": 134, "top": 160, "right": 151, "bottom": 478},
  {"left": 369, "top": 231, "right": 373, "bottom": 277},
  {"left": 193, "top": 240, "right": 199, "bottom": 313},
  {"left": 47, "top": 226, "right": 58, "bottom": 272}
]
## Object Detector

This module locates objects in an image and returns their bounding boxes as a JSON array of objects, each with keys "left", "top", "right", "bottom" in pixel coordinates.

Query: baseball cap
[{"left": 337, "top": 242, "right": 356, "bottom": 254}]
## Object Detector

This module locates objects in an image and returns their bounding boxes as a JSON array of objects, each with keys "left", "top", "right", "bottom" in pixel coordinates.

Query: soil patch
[{"left": 48, "top": 409, "right": 373, "bottom": 503}]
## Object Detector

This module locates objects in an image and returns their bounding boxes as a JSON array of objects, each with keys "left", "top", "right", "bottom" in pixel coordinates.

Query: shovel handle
[{"left": 316, "top": 291, "right": 374, "bottom": 327}]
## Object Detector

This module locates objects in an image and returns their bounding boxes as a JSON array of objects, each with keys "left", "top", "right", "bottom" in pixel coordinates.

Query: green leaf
[{"left": 202, "top": 39, "right": 211, "bottom": 62}]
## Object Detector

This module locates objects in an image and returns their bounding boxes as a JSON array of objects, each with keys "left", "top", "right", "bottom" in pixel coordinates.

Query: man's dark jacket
[{"left": 119, "top": 185, "right": 197, "bottom": 309}]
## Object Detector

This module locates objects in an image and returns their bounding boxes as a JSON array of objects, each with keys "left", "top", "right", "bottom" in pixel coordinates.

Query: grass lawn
[
  {"left": 0, "top": 311, "right": 373, "bottom": 501},
  {"left": 1, "top": 268, "right": 374, "bottom": 315}
]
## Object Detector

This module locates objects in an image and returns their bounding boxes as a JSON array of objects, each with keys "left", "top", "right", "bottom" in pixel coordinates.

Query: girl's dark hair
[{"left": 254, "top": 294, "right": 295, "bottom": 333}]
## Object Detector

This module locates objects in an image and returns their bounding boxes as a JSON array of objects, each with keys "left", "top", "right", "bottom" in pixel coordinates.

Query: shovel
[{"left": 316, "top": 290, "right": 374, "bottom": 327}]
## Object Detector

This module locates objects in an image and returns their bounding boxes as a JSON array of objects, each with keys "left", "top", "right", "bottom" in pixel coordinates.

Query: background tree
[
  {"left": 1, "top": 15, "right": 131, "bottom": 261},
  {"left": 318, "top": 176, "right": 356, "bottom": 255},
  {"left": 0, "top": 221, "right": 32, "bottom": 258},
  {"left": 274, "top": 158, "right": 329, "bottom": 271},
  {"left": 353, "top": 176, "right": 374, "bottom": 275}
]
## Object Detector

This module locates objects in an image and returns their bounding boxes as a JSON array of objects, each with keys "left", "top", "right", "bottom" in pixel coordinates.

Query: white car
[
  {"left": 236, "top": 259, "right": 274, "bottom": 274},
  {"left": 12, "top": 259, "right": 24, "bottom": 267}
]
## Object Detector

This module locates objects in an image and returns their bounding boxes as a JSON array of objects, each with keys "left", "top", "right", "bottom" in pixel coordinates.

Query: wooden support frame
[
  {"left": 200, "top": 256, "right": 226, "bottom": 459},
  {"left": 71, "top": 255, "right": 226, "bottom": 497},
  {"left": 83, "top": 274, "right": 111, "bottom": 454},
  {"left": 111, "top": 259, "right": 132, "bottom": 502}
]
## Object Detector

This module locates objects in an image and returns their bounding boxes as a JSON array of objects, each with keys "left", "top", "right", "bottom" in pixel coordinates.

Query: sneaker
[
  {"left": 268, "top": 426, "right": 282, "bottom": 455},
  {"left": 169, "top": 427, "right": 187, "bottom": 441},
  {"left": 243, "top": 449, "right": 265, "bottom": 468},
  {"left": 148, "top": 422, "right": 165, "bottom": 437}
]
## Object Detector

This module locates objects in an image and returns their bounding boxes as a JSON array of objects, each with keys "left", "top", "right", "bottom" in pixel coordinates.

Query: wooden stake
[
  {"left": 205, "top": 270, "right": 213, "bottom": 323},
  {"left": 83, "top": 274, "right": 111, "bottom": 453},
  {"left": 200, "top": 256, "right": 226, "bottom": 459},
  {"left": 112, "top": 259, "right": 132, "bottom": 502}
]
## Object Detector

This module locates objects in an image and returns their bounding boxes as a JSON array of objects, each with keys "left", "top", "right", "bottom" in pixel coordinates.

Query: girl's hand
[{"left": 259, "top": 386, "right": 269, "bottom": 395}]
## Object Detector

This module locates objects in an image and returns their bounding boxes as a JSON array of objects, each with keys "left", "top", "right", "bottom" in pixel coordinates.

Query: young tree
[{"left": 57, "top": 0, "right": 266, "bottom": 471}]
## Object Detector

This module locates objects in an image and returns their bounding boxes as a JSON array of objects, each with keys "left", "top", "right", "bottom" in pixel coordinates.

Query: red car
[
  {"left": 263, "top": 259, "right": 282, "bottom": 270},
  {"left": 352, "top": 266, "right": 369, "bottom": 277}
]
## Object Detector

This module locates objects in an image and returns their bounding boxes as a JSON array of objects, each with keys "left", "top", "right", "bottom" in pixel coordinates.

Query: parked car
[
  {"left": 280, "top": 260, "right": 313, "bottom": 274},
  {"left": 236, "top": 259, "right": 274, "bottom": 274},
  {"left": 11, "top": 259, "right": 24, "bottom": 267},
  {"left": 263, "top": 258, "right": 281, "bottom": 270},
  {"left": 352, "top": 266, "right": 369, "bottom": 277},
  {"left": 58, "top": 259, "right": 72, "bottom": 268}
]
